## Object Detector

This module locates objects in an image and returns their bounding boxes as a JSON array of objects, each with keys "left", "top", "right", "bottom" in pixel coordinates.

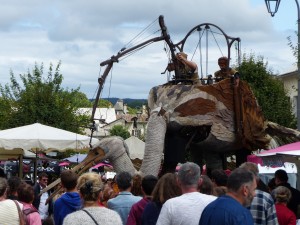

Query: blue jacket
[
  {"left": 107, "top": 191, "right": 142, "bottom": 225},
  {"left": 54, "top": 192, "right": 82, "bottom": 225}
]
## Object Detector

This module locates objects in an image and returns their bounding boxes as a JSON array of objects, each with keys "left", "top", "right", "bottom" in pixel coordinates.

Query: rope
[{"left": 122, "top": 17, "right": 160, "bottom": 50}]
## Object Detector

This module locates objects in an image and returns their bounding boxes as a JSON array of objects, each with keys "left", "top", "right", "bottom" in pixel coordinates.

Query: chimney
[
  {"left": 142, "top": 105, "right": 147, "bottom": 115},
  {"left": 124, "top": 104, "right": 128, "bottom": 114}
]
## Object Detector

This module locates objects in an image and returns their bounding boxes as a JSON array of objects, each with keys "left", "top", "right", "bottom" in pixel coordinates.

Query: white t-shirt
[
  {"left": 39, "top": 188, "right": 49, "bottom": 220},
  {"left": 0, "top": 199, "right": 23, "bottom": 225},
  {"left": 156, "top": 192, "right": 216, "bottom": 225}
]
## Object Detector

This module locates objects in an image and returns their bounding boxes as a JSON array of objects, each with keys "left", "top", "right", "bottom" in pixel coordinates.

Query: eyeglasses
[{"left": 42, "top": 178, "right": 48, "bottom": 181}]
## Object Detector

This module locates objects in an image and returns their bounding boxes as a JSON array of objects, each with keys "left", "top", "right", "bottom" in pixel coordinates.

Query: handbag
[
  {"left": 13, "top": 200, "right": 25, "bottom": 225},
  {"left": 82, "top": 209, "right": 99, "bottom": 225}
]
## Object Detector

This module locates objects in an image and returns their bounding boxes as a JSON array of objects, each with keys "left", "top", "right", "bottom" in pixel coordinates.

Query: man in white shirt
[
  {"left": 156, "top": 162, "right": 216, "bottom": 225},
  {"left": 33, "top": 172, "right": 52, "bottom": 220}
]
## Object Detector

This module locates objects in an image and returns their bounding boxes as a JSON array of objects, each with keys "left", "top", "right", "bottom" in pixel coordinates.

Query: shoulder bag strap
[
  {"left": 82, "top": 209, "right": 99, "bottom": 225},
  {"left": 13, "top": 200, "right": 25, "bottom": 225}
]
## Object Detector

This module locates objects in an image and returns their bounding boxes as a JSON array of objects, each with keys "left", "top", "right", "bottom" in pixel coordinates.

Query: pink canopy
[
  {"left": 59, "top": 161, "right": 70, "bottom": 167},
  {"left": 257, "top": 141, "right": 300, "bottom": 157},
  {"left": 91, "top": 162, "right": 113, "bottom": 169}
]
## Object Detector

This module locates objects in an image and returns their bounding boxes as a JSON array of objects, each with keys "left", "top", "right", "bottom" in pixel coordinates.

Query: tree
[
  {"left": 238, "top": 54, "right": 296, "bottom": 128},
  {"left": 287, "top": 31, "right": 298, "bottom": 66},
  {"left": 91, "top": 99, "right": 113, "bottom": 108},
  {"left": 0, "top": 61, "right": 90, "bottom": 133},
  {"left": 109, "top": 125, "right": 130, "bottom": 139}
]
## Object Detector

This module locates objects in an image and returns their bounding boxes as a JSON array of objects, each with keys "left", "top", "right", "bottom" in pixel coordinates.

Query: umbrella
[{"left": 0, "top": 123, "right": 99, "bottom": 152}]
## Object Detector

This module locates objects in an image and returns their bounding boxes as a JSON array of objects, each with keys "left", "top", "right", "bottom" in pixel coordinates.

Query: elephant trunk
[{"left": 140, "top": 109, "right": 167, "bottom": 176}]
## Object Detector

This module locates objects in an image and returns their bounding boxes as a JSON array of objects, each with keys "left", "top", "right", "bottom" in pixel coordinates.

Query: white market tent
[
  {"left": 125, "top": 136, "right": 145, "bottom": 160},
  {"left": 0, "top": 123, "right": 99, "bottom": 178},
  {"left": 0, "top": 123, "right": 99, "bottom": 152},
  {"left": 248, "top": 141, "right": 300, "bottom": 189}
]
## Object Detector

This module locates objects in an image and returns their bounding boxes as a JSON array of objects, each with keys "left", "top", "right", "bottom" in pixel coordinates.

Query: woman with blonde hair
[
  {"left": 274, "top": 186, "right": 296, "bottom": 225},
  {"left": 63, "top": 172, "right": 122, "bottom": 225}
]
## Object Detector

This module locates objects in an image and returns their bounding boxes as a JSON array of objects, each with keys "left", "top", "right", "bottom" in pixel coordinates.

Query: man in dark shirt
[{"left": 274, "top": 169, "right": 300, "bottom": 218}]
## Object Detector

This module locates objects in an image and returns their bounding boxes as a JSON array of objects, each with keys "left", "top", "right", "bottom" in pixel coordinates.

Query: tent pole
[
  {"left": 19, "top": 154, "right": 23, "bottom": 179},
  {"left": 34, "top": 151, "right": 38, "bottom": 184}
]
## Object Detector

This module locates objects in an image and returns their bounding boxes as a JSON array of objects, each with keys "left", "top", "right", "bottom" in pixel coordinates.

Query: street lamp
[
  {"left": 264, "top": 0, "right": 300, "bottom": 130},
  {"left": 264, "top": 0, "right": 281, "bottom": 16}
]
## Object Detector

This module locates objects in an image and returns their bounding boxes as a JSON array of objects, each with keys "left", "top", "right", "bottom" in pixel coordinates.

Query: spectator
[
  {"left": 7, "top": 176, "right": 22, "bottom": 200},
  {"left": 127, "top": 175, "right": 158, "bottom": 225},
  {"left": 131, "top": 174, "right": 143, "bottom": 197},
  {"left": 33, "top": 172, "right": 53, "bottom": 221},
  {"left": 100, "top": 183, "right": 116, "bottom": 207},
  {"left": 214, "top": 186, "right": 228, "bottom": 197},
  {"left": 268, "top": 178, "right": 277, "bottom": 194},
  {"left": 210, "top": 169, "right": 228, "bottom": 187},
  {"left": 273, "top": 186, "right": 296, "bottom": 225},
  {"left": 63, "top": 172, "right": 122, "bottom": 225},
  {"left": 107, "top": 172, "right": 142, "bottom": 225},
  {"left": 54, "top": 170, "right": 81, "bottom": 225},
  {"left": 0, "top": 177, "right": 22, "bottom": 224},
  {"left": 141, "top": 173, "right": 181, "bottom": 225},
  {"left": 210, "top": 169, "right": 228, "bottom": 196},
  {"left": 199, "top": 168, "right": 256, "bottom": 225},
  {"left": 240, "top": 162, "right": 278, "bottom": 225},
  {"left": 156, "top": 162, "right": 216, "bottom": 225},
  {"left": 0, "top": 168, "right": 5, "bottom": 178},
  {"left": 274, "top": 169, "right": 300, "bottom": 218},
  {"left": 199, "top": 175, "right": 214, "bottom": 195},
  {"left": 18, "top": 182, "right": 42, "bottom": 225}
]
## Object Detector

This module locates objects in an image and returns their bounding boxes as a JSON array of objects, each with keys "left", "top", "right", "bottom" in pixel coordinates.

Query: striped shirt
[{"left": 249, "top": 190, "right": 279, "bottom": 225}]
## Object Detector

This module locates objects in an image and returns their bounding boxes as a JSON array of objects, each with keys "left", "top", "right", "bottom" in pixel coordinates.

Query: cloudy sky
[{"left": 0, "top": 0, "right": 297, "bottom": 99}]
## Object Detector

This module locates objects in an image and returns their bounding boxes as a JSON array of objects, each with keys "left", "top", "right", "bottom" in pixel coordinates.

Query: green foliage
[
  {"left": 287, "top": 31, "right": 298, "bottom": 66},
  {"left": 238, "top": 54, "right": 296, "bottom": 128},
  {"left": 90, "top": 99, "right": 113, "bottom": 108},
  {"left": 126, "top": 100, "right": 147, "bottom": 109},
  {"left": 110, "top": 125, "right": 130, "bottom": 139},
  {"left": 73, "top": 92, "right": 93, "bottom": 107},
  {"left": 0, "top": 61, "right": 90, "bottom": 133}
]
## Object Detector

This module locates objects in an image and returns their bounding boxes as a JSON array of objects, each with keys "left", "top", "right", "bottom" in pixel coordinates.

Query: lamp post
[{"left": 264, "top": 0, "right": 300, "bottom": 129}]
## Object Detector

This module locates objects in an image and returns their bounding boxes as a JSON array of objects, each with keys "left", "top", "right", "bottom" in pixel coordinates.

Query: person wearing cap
[
  {"left": 168, "top": 52, "right": 199, "bottom": 83},
  {"left": 214, "top": 56, "right": 239, "bottom": 83}
]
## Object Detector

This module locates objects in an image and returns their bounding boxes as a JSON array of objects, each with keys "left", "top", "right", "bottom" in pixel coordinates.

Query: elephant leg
[
  {"left": 161, "top": 130, "right": 189, "bottom": 176},
  {"left": 203, "top": 151, "right": 224, "bottom": 177},
  {"left": 235, "top": 148, "right": 251, "bottom": 168}
]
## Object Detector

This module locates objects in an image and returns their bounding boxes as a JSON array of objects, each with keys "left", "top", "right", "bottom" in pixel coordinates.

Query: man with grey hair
[
  {"left": 239, "top": 162, "right": 278, "bottom": 225},
  {"left": 199, "top": 168, "right": 256, "bottom": 225},
  {"left": 156, "top": 162, "right": 216, "bottom": 225}
]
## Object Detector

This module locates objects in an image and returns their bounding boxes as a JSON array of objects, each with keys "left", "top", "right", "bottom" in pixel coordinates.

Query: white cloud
[{"left": 0, "top": 0, "right": 297, "bottom": 99}]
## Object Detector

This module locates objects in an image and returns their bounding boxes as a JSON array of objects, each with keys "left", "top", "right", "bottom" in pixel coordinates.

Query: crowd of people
[{"left": 0, "top": 161, "right": 299, "bottom": 225}]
